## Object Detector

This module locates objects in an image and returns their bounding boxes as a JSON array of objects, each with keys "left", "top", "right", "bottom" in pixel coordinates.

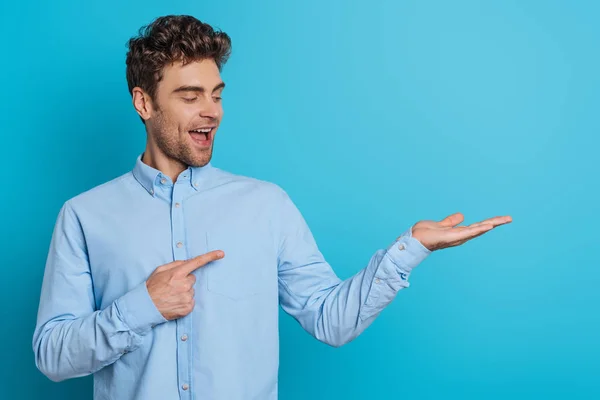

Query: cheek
[
  {"left": 184, "top": 105, "right": 205, "bottom": 122},
  {"left": 162, "top": 105, "right": 194, "bottom": 130}
]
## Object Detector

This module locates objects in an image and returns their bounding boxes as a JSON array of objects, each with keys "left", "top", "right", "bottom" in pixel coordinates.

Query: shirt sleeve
[
  {"left": 276, "top": 189, "right": 431, "bottom": 347},
  {"left": 32, "top": 201, "right": 167, "bottom": 382}
]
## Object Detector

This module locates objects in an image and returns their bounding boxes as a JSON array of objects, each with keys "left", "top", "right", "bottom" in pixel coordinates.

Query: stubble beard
[{"left": 152, "top": 108, "right": 213, "bottom": 168}]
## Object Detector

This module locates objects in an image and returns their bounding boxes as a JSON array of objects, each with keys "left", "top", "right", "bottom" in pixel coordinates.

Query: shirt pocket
[{"left": 205, "top": 230, "right": 272, "bottom": 301}]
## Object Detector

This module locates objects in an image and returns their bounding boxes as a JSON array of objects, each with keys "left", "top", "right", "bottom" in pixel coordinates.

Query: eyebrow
[{"left": 172, "top": 82, "right": 226, "bottom": 94}]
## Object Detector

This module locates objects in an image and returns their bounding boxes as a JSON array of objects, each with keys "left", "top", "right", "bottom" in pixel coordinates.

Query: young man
[{"left": 32, "top": 15, "right": 511, "bottom": 400}]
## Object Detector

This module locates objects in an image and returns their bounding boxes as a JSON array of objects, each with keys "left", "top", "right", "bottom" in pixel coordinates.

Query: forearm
[
  {"left": 288, "top": 251, "right": 387, "bottom": 347},
  {"left": 33, "top": 281, "right": 166, "bottom": 382},
  {"left": 276, "top": 189, "right": 431, "bottom": 347},
  {"left": 281, "top": 231, "right": 430, "bottom": 347}
]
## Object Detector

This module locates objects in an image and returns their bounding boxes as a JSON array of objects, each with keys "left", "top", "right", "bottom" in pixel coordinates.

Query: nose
[{"left": 200, "top": 97, "right": 221, "bottom": 119}]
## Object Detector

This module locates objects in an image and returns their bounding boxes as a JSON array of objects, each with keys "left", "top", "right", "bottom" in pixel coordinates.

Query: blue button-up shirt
[{"left": 33, "top": 155, "right": 431, "bottom": 400}]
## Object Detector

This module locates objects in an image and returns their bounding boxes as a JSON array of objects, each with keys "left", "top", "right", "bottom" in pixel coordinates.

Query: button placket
[{"left": 172, "top": 183, "right": 192, "bottom": 399}]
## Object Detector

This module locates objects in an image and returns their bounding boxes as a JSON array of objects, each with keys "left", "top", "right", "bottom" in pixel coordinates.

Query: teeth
[{"left": 191, "top": 128, "right": 212, "bottom": 133}]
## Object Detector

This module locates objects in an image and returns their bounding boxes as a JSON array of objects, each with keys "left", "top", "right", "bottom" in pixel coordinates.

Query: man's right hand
[{"left": 146, "top": 250, "right": 224, "bottom": 320}]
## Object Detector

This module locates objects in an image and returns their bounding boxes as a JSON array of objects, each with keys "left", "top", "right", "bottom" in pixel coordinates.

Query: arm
[
  {"left": 32, "top": 202, "right": 167, "bottom": 382},
  {"left": 276, "top": 190, "right": 431, "bottom": 347}
]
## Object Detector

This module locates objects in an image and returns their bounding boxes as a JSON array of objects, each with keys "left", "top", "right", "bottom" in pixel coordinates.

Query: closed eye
[{"left": 182, "top": 97, "right": 198, "bottom": 103}]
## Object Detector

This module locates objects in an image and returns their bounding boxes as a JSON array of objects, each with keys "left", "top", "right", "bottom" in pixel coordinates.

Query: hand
[
  {"left": 411, "top": 212, "right": 512, "bottom": 251},
  {"left": 146, "top": 250, "right": 224, "bottom": 320}
]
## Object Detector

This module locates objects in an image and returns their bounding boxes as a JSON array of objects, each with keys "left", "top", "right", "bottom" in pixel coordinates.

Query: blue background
[{"left": 1, "top": 0, "right": 599, "bottom": 398}]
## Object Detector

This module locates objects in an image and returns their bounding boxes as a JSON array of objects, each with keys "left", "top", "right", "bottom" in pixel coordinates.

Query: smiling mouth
[{"left": 189, "top": 127, "right": 215, "bottom": 146}]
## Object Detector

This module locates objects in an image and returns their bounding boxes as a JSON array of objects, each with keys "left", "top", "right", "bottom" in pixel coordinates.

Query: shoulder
[
  {"left": 63, "top": 172, "right": 135, "bottom": 213},
  {"left": 210, "top": 167, "right": 289, "bottom": 201}
]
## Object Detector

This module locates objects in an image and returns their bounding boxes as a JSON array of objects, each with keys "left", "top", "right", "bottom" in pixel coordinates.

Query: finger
[
  {"left": 188, "top": 298, "right": 196, "bottom": 314},
  {"left": 468, "top": 222, "right": 485, "bottom": 228},
  {"left": 446, "top": 223, "right": 494, "bottom": 242},
  {"left": 470, "top": 216, "right": 512, "bottom": 228},
  {"left": 184, "top": 275, "right": 196, "bottom": 290},
  {"left": 468, "top": 221, "right": 492, "bottom": 228},
  {"left": 180, "top": 298, "right": 195, "bottom": 316},
  {"left": 438, "top": 212, "right": 464, "bottom": 228},
  {"left": 454, "top": 228, "right": 490, "bottom": 245},
  {"left": 181, "top": 291, "right": 194, "bottom": 304},
  {"left": 177, "top": 250, "right": 225, "bottom": 276}
]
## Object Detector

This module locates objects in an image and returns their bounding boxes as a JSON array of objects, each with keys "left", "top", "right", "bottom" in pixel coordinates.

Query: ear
[{"left": 132, "top": 87, "right": 154, "bottom": 122}]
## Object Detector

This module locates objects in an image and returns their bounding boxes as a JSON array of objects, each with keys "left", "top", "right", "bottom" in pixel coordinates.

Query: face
[{"left": 143, "top": 59, "right": 225, "bottom": 168}]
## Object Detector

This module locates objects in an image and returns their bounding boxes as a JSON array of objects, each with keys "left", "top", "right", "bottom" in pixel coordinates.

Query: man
[{"left": 32, "top": 15, "right": 511, "bottom": 400}]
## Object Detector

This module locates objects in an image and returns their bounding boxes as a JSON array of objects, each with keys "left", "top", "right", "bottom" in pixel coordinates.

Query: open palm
[{"left": 411, "top": 212, "right": 512, "bottom": 251}]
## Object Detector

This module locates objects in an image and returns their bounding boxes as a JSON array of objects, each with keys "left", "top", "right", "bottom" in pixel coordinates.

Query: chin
[{"left": 187, "top": 153, "right": 212, "bottom": 167}]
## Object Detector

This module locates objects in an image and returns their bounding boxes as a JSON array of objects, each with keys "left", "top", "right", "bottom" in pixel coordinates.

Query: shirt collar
[{"left": 132, "top": 154, "right": 213, "bottom": 196}]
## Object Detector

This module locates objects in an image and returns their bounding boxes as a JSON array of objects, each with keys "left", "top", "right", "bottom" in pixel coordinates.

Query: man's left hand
[{"left": 411, "top": 212, "right": 512, "bottom": 251}]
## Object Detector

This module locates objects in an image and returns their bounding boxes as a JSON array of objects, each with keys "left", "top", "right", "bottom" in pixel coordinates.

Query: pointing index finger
[{"left": 176, "top": 250, "right": 224, "bottom": 276}]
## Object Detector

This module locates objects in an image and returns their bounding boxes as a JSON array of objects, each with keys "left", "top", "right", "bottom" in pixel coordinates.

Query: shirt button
[
  {"left": 160, "top": 178, "right": 167, "bottom": 184},
  {"left": 375, "top": 278, "right": 381, "bottom": 284},
  {"left": 193, "top": 182, "right": 198, "bottom": 187},
  {"left": 176, "top": 242, "right": 183, "bottom": 248},
  {"left": 175, "top": 203, "right": 181, "bottom": 208},
  {"left": 398, "top": 244, "right": 405, "bottom": 250},
  {"left": 182, "top": 384, "right": 189, "bottom": 391},
  {"left": 149, "top": 189, "right": 154, "bottom": 195},
  {"left": 181, "top": 334, "right": 188, "bottom": 341}
]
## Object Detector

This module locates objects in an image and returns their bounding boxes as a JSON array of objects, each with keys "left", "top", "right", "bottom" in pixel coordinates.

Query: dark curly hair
[{"left": 126, "top": 15, "right": 231, "bottom": 101}]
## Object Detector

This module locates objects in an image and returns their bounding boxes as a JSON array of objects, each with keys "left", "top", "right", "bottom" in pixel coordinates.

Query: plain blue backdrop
[{"left": 1, "top": 0, "right": 599, "bottom": 399}]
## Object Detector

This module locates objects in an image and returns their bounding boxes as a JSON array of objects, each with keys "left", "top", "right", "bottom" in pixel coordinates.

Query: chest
[{"left": 84, "top": 194, "right": 279, "bottom": 308}]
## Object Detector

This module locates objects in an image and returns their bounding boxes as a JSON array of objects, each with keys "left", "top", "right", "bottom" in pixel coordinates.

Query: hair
[{"left": 126, "top": 15, "right": 231, "bottom": 101}]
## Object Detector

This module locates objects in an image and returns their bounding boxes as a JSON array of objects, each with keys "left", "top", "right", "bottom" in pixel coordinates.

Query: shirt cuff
[
  {"left": 385, "top": 225, "right": 431, "bottom": 274},
  {"left": 115, "top": 280, "right": 168, "bottom": 336}
]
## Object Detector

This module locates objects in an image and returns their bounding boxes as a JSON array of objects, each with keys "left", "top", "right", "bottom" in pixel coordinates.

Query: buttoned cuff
[
  {"left": 359, "top": 226, "right": 431, "bottom": 321},
  {"left": 385, "top": 225, "right": 431, "bottom": 274},
  {"left": 115, "top": 280, "right": 168, "bottom": 336}
]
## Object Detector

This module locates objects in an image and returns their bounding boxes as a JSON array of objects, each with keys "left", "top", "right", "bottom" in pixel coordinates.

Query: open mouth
[{"left": 189, "top": 127, "right": 215, "bottom": 146}]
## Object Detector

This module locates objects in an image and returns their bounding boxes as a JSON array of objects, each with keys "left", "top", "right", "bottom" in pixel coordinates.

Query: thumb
[{"left": 438, "top": 212, "right": 464, "bottom": 228}]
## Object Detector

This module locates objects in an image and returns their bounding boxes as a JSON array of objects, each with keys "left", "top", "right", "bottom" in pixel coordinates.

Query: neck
[{"left": 142, "top": 142, "right": 187, "bottom": 183}]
